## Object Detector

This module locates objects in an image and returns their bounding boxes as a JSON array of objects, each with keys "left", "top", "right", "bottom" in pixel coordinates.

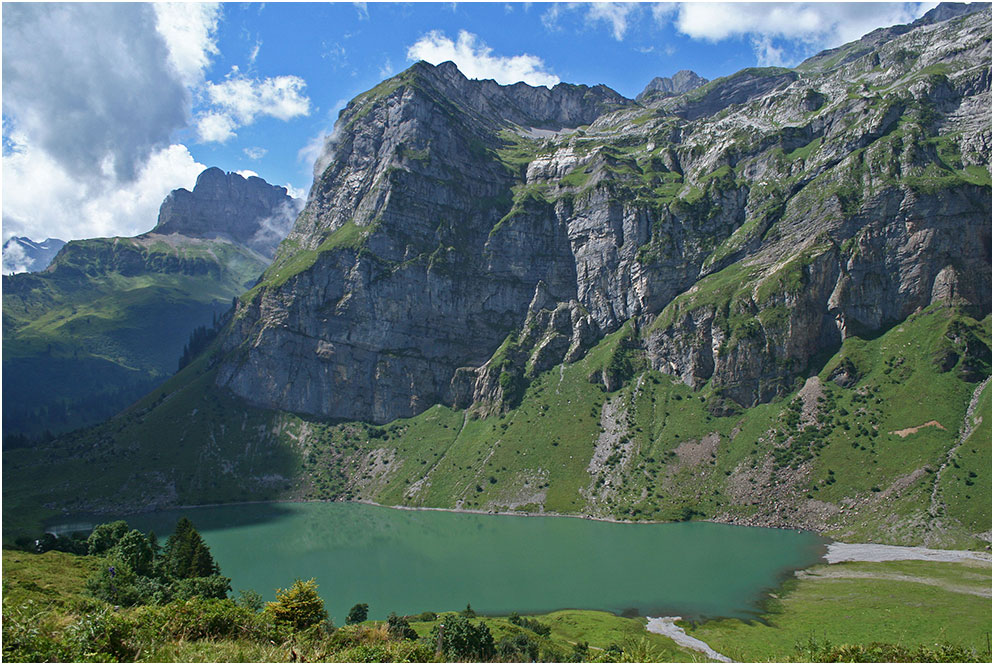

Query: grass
[
  {"left": 685, "top": 560, "right": 992, "bottom": 662},
  {"left": 1, "top": 549, "right": 103, "bottom": 610},
  {"left": 405, "top": 609, "right": 700, "bottom": 661},
  {"left": 3, "top": 235, "right": 267, "bottom": 436}
]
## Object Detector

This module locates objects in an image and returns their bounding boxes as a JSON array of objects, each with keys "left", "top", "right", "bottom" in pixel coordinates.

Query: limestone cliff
[{"left": 218, "top": 4, "right": 990, "bottom": 424}]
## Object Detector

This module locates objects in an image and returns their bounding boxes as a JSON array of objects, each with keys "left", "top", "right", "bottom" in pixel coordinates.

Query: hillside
[
  {"left": 4, "top": 5, "right": 990, "bottom": 549},
  {"left": 2, "top": 169, "right": 300, "bottom": 437}
]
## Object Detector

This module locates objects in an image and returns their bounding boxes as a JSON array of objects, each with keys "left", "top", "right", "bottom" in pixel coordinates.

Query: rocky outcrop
[
  {"left": 218, "top": 5, "right": 991, "bottom": 424},
  {"left": 155, "top": 167, "right": 302, "bottom": 258},
  {"left": 636, "top": 70, "right": 708, "bottom": 102}
]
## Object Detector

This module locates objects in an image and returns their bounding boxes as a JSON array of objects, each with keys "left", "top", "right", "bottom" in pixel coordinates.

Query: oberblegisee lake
[{"left": 51, "top": 502, "right": 827, "bottom": 623}]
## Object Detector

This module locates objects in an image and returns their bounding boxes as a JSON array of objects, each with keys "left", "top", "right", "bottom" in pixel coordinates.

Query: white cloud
[
  {"left": 244, "top": 146, "right": 268, "bottom": 160},
  {"left": 197, "top": 112, "right": 237, "bottom": 143},
  {"left": 249, "top": 40, "right": 262, "bottom": 65},
  {"left": 2, "top": 4, "right": 189, "bottom": 183},
  {"left": 407, "top": 30, "right": 560, "bottom": 87},
  {"left": 353, "top": 2, "right": 369, "bottom": 20},
  {"left": 284, "top": 183, "right": 308, "bottom": 201},
  {"left": 672, "top": 3, "right": 934, "bottom": 63},
  {"left": 379, "top": 58, "right": 395, "bottom": 79},
  {"left": 236, "top": 169, "right": 260, "bottom": 179},
  {"left": 206, "top": 73, "right": 311, "bottom": 122},
  {"left": 751, "top": 35, "right": 789, "bottom": 67},
  {"left": 586, "top": 3, "right": 638, "bottom": 41},
  {"left": 197, "top": 73, "right": 311, "bottom": 143},
  {"left": 153, "top": 3, "right": 221, "bottom": 86},
  {"left": 2, "top": 243, "right": 32, "bottom": 275},
  {"left": 3, "top": 134, "right": 206, "bottom": 241}
]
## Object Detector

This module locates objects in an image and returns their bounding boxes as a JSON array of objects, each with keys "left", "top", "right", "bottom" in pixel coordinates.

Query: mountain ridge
[
  {"left": 3, "top": 6, "right": 990, "bottom": 550},
  {"left": 2, "top": 168, "right": 299, "bottom": 437}
]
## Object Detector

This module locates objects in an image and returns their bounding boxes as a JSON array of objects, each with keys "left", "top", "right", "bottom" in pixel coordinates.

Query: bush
[
  {"left": 115, "top": 529, "right": 154, "bottom": 576},
  {"left": 497, "top": 631, "right": 539, "bottom": 662},
  {"left": 236, "top": 589, "right": 264, "bottom": 612},
  {"left": 172, "top": 574, "right": 232, "bottom": 601},
  {"left": 429, "top": 614, "right": 495, "bottom": 661},
  {"left": 87, "top": 521, "right": 130, "bottom": 555},
  {"left": 266, "top": 578, "right": 328, "bottom": 631},
  {"left": 386, "top": 612, "right": 418, "bottom": 640},
  {"left": 346, "top": 602, "right": 369, "bottom": 625}
]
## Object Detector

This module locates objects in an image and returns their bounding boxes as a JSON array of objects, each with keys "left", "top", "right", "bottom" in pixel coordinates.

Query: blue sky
[{"left": 3, "top": 2, "right": 939, "bottom": 244}]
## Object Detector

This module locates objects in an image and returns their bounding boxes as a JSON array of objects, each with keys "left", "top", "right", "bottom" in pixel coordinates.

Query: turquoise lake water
[{"left": 50, "top": 501, "right": 827, "bottom": 623}]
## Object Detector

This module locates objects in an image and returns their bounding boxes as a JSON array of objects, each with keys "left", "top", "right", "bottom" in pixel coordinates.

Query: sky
[{"left": 2, "top": 2, "right": 941, "bottom": 245}]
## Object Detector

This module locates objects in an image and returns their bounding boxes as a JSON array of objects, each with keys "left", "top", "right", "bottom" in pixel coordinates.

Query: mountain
[
  {"left": 4, "top": 6, "right": 990, "bottom": 549},
  {"left": 635, "top": 70, "right": 708, "bottom": 102},
  {"left": 2, "top": 169, "right": 301, "bottom": 438},
  {"left": 154, "top": 167, "right": 299, "bottom": 259},
  {"left": 2, "top": 237, "right": 66, "bottom": 275}
]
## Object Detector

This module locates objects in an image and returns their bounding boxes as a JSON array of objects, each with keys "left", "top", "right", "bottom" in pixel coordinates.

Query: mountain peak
[
  {"left": 153, "top": 168, "right": 302, "bottom": 258},
  {"left": 636, "top": 70, "right": 708, "bottom": 102}
]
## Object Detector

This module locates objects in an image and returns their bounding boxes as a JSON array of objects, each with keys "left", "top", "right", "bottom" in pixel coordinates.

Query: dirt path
[
  {"left": 796, "top": 568, "right": 990, "bottom": 597},
  {"left": 825, "top": 542, "right": 992, "bottom": 564},
  {"left": 645, "top": 617, "right": 733, "bottom": 663}
]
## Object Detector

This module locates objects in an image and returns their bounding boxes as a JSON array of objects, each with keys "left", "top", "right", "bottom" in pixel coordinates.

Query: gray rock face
[
  {"left": 636, "top": 70, "right": 708, "bottom": 102},
  {"left": 155, "top": 167, "right": 302, "bottom": 258},
  {"left": 218, "top": 7, "right": 991, "bottom": 423}
]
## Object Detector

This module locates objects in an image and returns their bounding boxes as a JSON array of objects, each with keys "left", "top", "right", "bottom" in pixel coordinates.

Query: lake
[{"left": 49, "top": 502, "right": 827, "bottom": 623}]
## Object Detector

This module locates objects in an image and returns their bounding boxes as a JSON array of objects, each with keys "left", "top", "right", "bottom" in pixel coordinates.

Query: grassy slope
[
  {"left": 5, "top": 303, "right": 987, "bottom": 555},
  {"left": 684, "top": 559, "right": 992, "bottom": 662},
  {"left": 2, "top": 235, "right": 267, "bottom": 436},
  {"left": 2, "top": 350, "right": 302, "bottom": 539},
  {"left": 292, "top": 302, "right": 988, "bottom": 548}
]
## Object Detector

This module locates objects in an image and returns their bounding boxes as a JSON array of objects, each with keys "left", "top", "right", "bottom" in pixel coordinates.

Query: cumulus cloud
[
  {"left": 672, "top": 2, "right": 934, "bottom": 64},
  {"left": 197, "top": 72, "right": 311, "bottom": 143},
  {"left": 196, "top": 112, "right": 238, "bottom": 143},
  {"left": 153, "top": 3, "right": 221, "bottom": 86},
  {"left": 3, "top": 135, "right": 206, "bottom": 241},
  {"left": 407, "top": 30, "right": 560, "bottom": 87},
  {"left": 236, "top": 169, "right": 260, "bottom": 179},
  {"left": 2, "top": 3, "right": 189, "bottom": 183},
  {"left": 586, "top": 3, "right": 639, "bottom": 41},
  {"left": 2, "top": 243, "right": 32, "bottom": 275}
]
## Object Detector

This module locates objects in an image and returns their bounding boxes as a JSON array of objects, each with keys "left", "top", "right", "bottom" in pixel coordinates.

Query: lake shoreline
[{"left": 49, "top": 497, "right": 990, "bottom": 562}]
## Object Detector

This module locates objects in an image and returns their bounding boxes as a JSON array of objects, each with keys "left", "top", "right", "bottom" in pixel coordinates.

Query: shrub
[
  {"left": 386, "top": 612, "right": 418, "bottom": 640},
  {"left": 115, "top": 529, "right": 154, "bottom": 576},
  {"left": 266, "top": 578, "right": 328, "bottom": 631},
  {"left": 87, "top": 521, "right": 130, "bottom": 555},
  {"left": 497, "top": 631, "right": 539, "bottom": 662},
  {"left": 236, "top": 589, "right": 264, "bottom": 612},
  {"left": 172, "top": 574, "right": 232, "bottom": 601},
  {"left": 346, "top": 602, "right": 369, "bottom": 625},
  {"left": 429, "top": 614, "right": 495, "bottom": 661}
]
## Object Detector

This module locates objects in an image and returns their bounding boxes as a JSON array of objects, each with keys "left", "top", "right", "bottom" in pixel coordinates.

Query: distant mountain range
[
  {"left": 2, "top": 168, "right": 301, "bottom": 438},
  {"left": 2, "top": 237, "right": 66, "bottom": 275}
]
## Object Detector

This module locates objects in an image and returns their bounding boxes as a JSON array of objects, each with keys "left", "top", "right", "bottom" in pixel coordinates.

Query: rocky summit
[
  {"left": 154, "top": 167, "right": 301, "bottom": 259},
  {"left": 219, "top": 3, "right": 991, "bottom": 425},
  {"left": 2, "top": 168, "right": 300, "bottom": 436}
]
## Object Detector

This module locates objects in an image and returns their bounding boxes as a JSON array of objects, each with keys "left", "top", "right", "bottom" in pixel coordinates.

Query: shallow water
[{"left": 50, "top": 502, "right": 826, "bottom": 623}]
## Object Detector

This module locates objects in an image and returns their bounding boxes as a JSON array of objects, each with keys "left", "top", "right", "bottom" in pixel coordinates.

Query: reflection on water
[{"left": 51, "top": 502, "right": 827, "bottom": 623}]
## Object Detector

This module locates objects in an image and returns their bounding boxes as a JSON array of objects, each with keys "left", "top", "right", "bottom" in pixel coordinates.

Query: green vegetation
[
  {"left": 2, "top": 531, "right": 705, "bottom": 663},
  {"left": 5, "top": 304, "right": 989, "bottom": 551},
  {"left": 3, "top": 234, "right": 266, "bottom": 436},
  {"left": 685, "top": 560, "right": 992, "bottom": 662}
]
